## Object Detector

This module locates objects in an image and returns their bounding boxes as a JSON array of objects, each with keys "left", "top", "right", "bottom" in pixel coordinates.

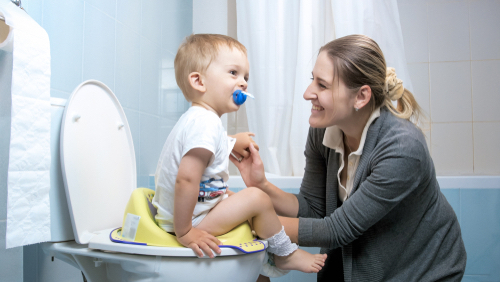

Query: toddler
[{"left": 152, "top": 34, "right": 327, "bottom": 274}]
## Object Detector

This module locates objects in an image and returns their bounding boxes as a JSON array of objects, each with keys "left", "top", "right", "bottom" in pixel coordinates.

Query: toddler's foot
[{"left": 274, "top": 249, "right": 327, "bottom": 273}]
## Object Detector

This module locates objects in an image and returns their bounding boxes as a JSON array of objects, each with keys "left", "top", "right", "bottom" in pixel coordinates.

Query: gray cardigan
[{"left": 296, "top": 107, "right": 466, "bottom": 282}]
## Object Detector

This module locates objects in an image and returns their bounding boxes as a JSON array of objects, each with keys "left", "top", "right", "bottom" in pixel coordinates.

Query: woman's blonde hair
[
  {"left": 319, "top": 34, "right": 424, "bottom": 126},
  {"left": 174, "top": 34, "right": 247, "bottom": 101}
]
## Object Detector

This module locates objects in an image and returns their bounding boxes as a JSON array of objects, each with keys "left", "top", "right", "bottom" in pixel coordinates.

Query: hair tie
[{"left": 384, "top": 67, "right": 404, "bottom": 101}]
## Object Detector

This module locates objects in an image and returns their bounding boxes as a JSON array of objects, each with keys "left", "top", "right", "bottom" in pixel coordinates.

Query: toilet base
[{"left": 41, "top": 242, "right": 266, "bottom": 282}]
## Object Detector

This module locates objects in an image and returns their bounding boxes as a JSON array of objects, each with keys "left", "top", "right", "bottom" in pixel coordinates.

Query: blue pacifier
[{"left": 233, "top": 90, "right": 255, "bottom": 106}]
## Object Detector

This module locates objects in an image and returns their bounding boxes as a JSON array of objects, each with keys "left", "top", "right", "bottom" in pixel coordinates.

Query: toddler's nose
[{"left": 240, "top": 79, "right": 248, "bottom": 91}]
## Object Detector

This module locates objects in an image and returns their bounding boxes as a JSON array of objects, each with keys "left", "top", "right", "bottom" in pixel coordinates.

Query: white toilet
[{"left": 41, "top": 80, "right": 266, "bottom": 282}]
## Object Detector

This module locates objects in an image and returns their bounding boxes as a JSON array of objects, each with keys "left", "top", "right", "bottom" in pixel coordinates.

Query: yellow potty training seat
[{"left": 110, "top": 188, "right": 266, "bottom": 254}]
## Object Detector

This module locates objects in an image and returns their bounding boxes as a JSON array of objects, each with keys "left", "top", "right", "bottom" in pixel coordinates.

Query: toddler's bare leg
[
  {"left": 197, "top": 188, "right": 326, "bottom": 273},
  {"left": 196, "top": 187, "right": 281, "bottom": 238}
]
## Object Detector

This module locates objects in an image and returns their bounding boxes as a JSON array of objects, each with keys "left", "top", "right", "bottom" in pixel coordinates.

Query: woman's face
[{"left": 304, "top": 51, "right": 355, "bottom": 128}]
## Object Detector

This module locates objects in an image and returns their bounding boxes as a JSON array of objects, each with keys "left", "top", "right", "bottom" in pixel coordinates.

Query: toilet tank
[{"left": 48, "top": 97, "right": 74, "bottom": 242}]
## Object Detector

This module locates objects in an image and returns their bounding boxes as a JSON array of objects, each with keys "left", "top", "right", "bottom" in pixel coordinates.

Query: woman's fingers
[
  {"left": 246, "top": 132, "right": 259, "bottom": 151},
  {"left": 249, "top": 143, "right": 263, "bottom": 165},
  {"left": 229, "top": 154, "right": 241, "bottom": 166}
]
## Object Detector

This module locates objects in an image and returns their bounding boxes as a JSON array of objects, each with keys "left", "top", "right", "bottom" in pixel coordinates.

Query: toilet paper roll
[{"left": 0, "top": 0, "right": 52, "bottom": 248}]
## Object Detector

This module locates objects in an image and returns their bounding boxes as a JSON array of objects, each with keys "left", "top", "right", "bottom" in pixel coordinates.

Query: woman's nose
[{"left": 303, "top": 84, "right": 316, "bottom": 101}]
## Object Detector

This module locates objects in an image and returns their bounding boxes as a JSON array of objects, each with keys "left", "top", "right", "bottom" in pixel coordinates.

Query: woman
[{"left": 232, "top": 35, "right": 467, "bottom": 281}]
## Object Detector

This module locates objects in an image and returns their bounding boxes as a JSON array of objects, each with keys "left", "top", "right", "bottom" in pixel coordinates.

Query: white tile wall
[
  {"left": 473, "top": 122, "right": 500, "bottom": 174},
  {"left": 399, "top": 0, "right": 500, "bottom": 175},
  {"left": 429, "top": 61, "right": 472, "bottom": 123},
  {"left": 407, "top": 63, "right": 430, "bottom": 116},
  {"left": 431, "top": 122, "right": 474, "bottom": 175},
  {"left": 469, "top": 0, "right": 500, "bottom": 60},
  {"left": 427, "top": 1, "right": 470, "bottom": 62},
  {"left": 471, "top": 60, "right": 500, "bottom": 122},
  {"left": 398, "top": 2, "right": 429, "bottom": 63}
]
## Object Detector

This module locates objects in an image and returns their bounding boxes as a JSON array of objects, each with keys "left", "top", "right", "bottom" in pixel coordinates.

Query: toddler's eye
[{"left": 230, "top": 70, "right": 237, "bottom": 75}]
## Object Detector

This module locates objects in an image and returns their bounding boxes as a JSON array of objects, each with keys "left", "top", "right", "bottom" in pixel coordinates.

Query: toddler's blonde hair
[{"left": 174, "top": 34, "right": 247, "bottom": 101}]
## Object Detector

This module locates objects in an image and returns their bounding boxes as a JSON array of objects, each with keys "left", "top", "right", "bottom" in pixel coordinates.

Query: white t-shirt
[{"left": 153, "top": 106, "right": 236, "bottom": 232}]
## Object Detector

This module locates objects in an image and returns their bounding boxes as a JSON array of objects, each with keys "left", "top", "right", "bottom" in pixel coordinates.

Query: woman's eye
[{"left": 319, "top": 83, "right": 326, "bottom": 89}]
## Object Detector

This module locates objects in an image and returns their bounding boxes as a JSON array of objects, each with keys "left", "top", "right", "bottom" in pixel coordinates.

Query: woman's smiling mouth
[{"left": 312, "top": 105, "right": 324, "bottom": 111}]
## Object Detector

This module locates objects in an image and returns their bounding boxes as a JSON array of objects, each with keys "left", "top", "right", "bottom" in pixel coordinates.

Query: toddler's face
[{"left": 202, "top": 45, "right": 249, "bottom": 116}]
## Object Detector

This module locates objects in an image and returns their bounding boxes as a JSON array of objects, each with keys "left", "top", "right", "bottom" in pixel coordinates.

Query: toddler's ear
[{"left": 188, "top": 72, "right": 206, "bottom": 93}]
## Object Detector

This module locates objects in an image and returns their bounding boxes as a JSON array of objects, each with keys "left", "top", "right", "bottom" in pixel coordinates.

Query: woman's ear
[
  {"left": 355, "top": 85, "right": 372, "bottom": 110},
  {"left": 188, "top": 72, "right": 206, "bottom": 93}
]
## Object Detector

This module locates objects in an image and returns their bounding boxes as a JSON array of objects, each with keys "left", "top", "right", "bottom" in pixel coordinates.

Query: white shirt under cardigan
[
  {"left": 153, "top": 106, "right": 236, "bottom": 232},
  {"left": 322, "top": 108, "right": 380, "bottom": 202}
]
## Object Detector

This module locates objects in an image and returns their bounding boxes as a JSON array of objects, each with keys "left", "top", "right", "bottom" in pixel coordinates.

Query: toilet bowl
[{"left": 41, "top": 80, "right": 267, "bottom": 282}]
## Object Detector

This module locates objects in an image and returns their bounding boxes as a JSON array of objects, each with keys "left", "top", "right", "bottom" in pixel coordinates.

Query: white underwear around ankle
[{"left": 265, "top": 226, "right": 298, "bottom": 257}]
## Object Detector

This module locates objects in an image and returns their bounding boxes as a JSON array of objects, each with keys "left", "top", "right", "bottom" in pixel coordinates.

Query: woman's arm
[
  {"left": 299, "top": 151, "right": 424, "bottom": 249},
  {"left": 294, "top": 127, "right": 328, "bottom": 219}
]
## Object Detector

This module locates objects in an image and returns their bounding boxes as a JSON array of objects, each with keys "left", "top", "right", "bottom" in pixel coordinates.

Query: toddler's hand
[
  {"left": 177, "top": 227, "right": 221, "bottom": 258},
  {"left": 230, "top": 132, "right": 259, "bottom": 160}
]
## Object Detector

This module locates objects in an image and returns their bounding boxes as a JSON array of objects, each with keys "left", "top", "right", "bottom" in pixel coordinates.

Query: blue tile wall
[
  {"left": 83, "top": 4, "right": 116, "bottom": 90},
  {"left": 43, "top": 0, "right": 84, "bottom": 94},
  {"left": 461, "top": 189, "right": 500, "bottom": 281},
  {"left": 149, "top": 175, "right": 155, "bottom": 190}
]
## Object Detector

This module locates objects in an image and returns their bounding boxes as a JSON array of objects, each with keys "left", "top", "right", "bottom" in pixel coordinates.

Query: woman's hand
[
  {"left": 177, "top": 227, "right": 221, "bottom": 258},
  {"left": 230, "top": 143, "right": 268, "bottom": 189},
  {"left": 229, "top": 132, "right": 260, "bottom": 160}
]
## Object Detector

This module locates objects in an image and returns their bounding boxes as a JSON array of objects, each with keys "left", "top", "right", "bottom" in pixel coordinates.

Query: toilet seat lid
[{"left": 61, "top": 80, "right": 136, "bottom": 244}]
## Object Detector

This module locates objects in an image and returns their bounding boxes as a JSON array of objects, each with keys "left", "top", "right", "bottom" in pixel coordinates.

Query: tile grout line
[{"left": 468, "top": 1, "right": 475, "bottom": 174}]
